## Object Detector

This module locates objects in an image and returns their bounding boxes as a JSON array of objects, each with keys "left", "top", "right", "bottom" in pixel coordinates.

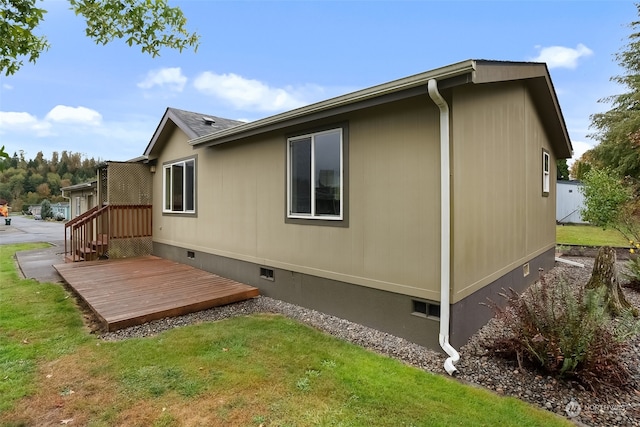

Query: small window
[
  {"left": 163, "top": 158, "right": 196, "bottom": 213},
  {"left": 287, "top": 128, "right": 343, "bottom": 220},
  {"left": 542, "top": 149, "right": 550, "bottom": 196}
]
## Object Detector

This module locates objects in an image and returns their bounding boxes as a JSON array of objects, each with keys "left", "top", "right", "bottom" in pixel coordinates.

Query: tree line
[{"left": 0, "top": 151, "right": 102, "bottom": 213}]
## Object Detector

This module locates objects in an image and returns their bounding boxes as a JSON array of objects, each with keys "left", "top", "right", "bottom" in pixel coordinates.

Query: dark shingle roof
[
  {"left": 168, "top": 108, "right": 245, "bottom": 138},
  {"left": 143, "top": 108, "right": 245, "bottom": 159}
]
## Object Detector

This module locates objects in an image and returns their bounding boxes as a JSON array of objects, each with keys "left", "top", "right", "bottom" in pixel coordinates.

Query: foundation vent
[
  {"left": 260, "top": 267, "right": 274, "bottom": 281},
  {"left": 412, "top": 299, "right": 440, "bottom": 319}
]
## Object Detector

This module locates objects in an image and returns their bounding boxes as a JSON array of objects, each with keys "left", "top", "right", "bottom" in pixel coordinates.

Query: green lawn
[
  {"left": 0, "top": 243, "right": 571, "bottom": 426},
  {"left": 556, "top": 224, "right": 630, "bottom": 247}
]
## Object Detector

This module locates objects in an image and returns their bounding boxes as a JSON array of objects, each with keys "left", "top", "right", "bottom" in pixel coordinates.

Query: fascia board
[{"left": 189, "top": 60, "right": 477, "bottom": 148}]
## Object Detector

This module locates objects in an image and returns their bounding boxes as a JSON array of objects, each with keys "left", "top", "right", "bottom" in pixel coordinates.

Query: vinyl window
[
  {"left": 542, "top": 149, "right": 550, "bottom": 196},
  {"left": 287, "top": 128, "right": 343, "bottom": 220},
  {"left": 163, "top": 158, "right": 195, "bottom": 213}
]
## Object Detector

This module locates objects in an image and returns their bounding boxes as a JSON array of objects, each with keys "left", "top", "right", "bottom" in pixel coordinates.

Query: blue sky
[{"left": 0, "top": 0, "right": 635, "bottom": 165}]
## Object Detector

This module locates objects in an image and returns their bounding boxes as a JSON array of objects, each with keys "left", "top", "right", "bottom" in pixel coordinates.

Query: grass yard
[
  {"left": 0, "top": 243, "right": 571, "bottom": 427},
  {"left": 556, "top": 224, "right": 630, "bottom": 247}
]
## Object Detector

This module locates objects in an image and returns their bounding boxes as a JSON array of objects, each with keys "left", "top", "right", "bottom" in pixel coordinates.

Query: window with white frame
[
  {"left": 542, "top": 149, "right": 550, "bottom": 196},
  {"left": 288, "top": 128, "right": 343, "bottom": 220},
  {"left": 163, "top": 158, "right": 195, "bottom": 213}
]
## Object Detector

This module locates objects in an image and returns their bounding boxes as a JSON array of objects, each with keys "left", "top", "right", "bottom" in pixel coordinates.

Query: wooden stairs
[
  {"left": 66, "top": 234, "right": 108, "bottom": 263},
  {"left": 64, "top": 204, "right": 152, "bottom": 263}
]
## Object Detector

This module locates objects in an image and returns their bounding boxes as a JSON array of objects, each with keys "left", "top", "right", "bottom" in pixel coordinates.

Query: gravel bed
[{"left": 100, "top": 257, "right": 640, "bottom": 426}]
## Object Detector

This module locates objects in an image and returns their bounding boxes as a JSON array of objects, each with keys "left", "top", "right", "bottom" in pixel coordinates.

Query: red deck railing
[{"left": 64, "top": 205, "right": 152, "bottom": 262}]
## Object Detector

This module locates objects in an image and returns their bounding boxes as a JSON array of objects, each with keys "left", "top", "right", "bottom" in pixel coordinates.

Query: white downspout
[{"left": 428, "top": 78, "right": 460, "bottom": 375}]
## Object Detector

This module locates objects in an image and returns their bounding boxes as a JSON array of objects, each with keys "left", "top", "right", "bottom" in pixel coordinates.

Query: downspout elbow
[
  {"left": 439, "top": 334, "right": 460, "bottom": 375},
  {"left": 428, "top": 78, "right": 459, "bottom": 376}
]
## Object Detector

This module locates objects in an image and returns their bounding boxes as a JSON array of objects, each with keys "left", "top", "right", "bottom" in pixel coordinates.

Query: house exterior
[
  {"left": 27, "top": 202, "right": 69, "bottom": 219},
  {"left": 62, "top": 180, "right": 98, "bottom": 218},
  {"left": 51, "top": 202, "right": 70, "bottom": 220},
  {"left": 556, "top": 180, "right": 587, "bottom": 224},
  {"left": 28, "top": 204, "right": 42, "bottom": 217},
  {"left": 137, "top": 60, "right": 572, "bottom": 353}
]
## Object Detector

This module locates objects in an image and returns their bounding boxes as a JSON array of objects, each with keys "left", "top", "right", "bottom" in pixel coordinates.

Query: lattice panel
[
  {"left": 99, "top": 166, "right": 108, "bottom": 206},
  {"left": 107, "top": 162, "right": 153, "bottom": 205},
  {"left": 108, "top": 237, "right": 153, "bottom": 259}
]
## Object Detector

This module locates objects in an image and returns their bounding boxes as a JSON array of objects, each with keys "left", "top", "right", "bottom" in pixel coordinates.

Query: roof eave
[
  {"left": 188, "top": 59, "right": 573, "bottom": 160},
  {"left": 189, "top": 59, "right": 478, "bottom": 148}
]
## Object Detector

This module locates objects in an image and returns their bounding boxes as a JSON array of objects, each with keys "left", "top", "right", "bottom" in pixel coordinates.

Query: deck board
[{"left": 54, "top": 255, "right": 260, "bottom": 331}]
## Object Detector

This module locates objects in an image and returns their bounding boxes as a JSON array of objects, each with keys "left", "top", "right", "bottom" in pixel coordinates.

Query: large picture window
[
  {"left": 163, "top": 158, "right": 195, "bottom": 213},
  {"left": 288, "top": 128, "right": 343, "bottom": 220}
]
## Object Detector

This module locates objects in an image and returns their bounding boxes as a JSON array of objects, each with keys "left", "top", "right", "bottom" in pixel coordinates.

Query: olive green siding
[
  {"left": 65, "top": 187, "right": 96, "bottom": 218},
  {"left": 153, "top": 84, "right": 558, "bottom": 305},
  {"left": 450, "top": 82, "right": 556, "bottom": 302},
  {"left": 152, "top": 96, "right": 444, "bottom": 301}
]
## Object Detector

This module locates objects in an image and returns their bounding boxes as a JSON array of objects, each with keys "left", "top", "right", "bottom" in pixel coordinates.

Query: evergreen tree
[
  {"left": 589, "top": 4, "right": 640, "bottom": 178},
  {"left": 40, "top": 199, "right": 52, "bottom": 219},
  {"left": 557, "top": 159, "right": 570, "bottom": 180}
]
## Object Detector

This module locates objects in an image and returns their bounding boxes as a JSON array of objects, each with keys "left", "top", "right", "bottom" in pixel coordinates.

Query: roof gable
[{"left": 143, "top": 108, "right": 243, "bottom": 159}]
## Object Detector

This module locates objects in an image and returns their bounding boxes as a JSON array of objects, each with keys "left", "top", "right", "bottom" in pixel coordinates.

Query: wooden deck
[{"left": 53, "top": 256, "right": 260, "bottom": 331}]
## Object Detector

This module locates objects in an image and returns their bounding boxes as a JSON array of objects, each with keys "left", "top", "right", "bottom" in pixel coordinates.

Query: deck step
[
  {"left": 91, "top": 240, "right": 108, "bottom": 250},
  {"left": 65, "top": 254, "right": 83, "bottom": 263},
  {"left": 78, "top": 247, "right": 98, "bottom": 261}
]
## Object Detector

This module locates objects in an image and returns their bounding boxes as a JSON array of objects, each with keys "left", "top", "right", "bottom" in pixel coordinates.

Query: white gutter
[
  {"left": 428, "top": 78, "right": 460, "bottom": 376},
  {"left": 555, "top": 257, "right": 585, "bottom": 268}
]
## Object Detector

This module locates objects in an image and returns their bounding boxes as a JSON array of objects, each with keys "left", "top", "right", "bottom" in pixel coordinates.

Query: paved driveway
[
  {"left": 0, "top": 215, "right": 65, "bottom": 246},
  {"left": 0, "top": 215, "right": 66, "bottom": 282}
]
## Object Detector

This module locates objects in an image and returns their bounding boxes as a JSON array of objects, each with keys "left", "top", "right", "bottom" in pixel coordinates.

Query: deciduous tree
[
  {"left": 580, "top": 168, "right": 637, "bottom": 241},
  {"left": 1, "top": 0, "right": 199, "bottom": 76}
]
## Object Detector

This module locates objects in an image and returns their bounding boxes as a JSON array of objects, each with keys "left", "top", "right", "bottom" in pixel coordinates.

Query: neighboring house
[
  {"left": 62, "top": 181, "right": 98, "bottom": 218},
  {"left": 28, "top": 204, "right": 41, "bottom": 217},
  {"left": 51, "top": 202, "right": 70, "bottom": 220},
  {"left": 92, "top": 60, "right": 573, "bottom": 361},
  {"left": 556, "top": 180, "right": 587, "bottom": 224},
  {"left": 28, "top": 202, "right": 69, "bottom": 219}
]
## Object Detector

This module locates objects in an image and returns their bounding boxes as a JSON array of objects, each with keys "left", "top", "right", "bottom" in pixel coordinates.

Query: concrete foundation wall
[
  {"left": 449, "top": 247, "right": 556, "bottom": 347},
  {"left": 154, "top": 242, "right": 555, "bottom": 351}
]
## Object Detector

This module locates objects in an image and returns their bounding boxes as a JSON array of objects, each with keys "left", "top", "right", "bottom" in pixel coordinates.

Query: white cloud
[
  {"left": 137, "top": 67, "right": 187, "bottom": 92},
  {"left": 45, "top": 105, "right": 102, "bottom": 126},
  {"left": 0, "top": 111, "right": 52, "bottom": 136},
  {"left": 0, "top": 109, "right": 156, "bottom": 161},
  {"left": 0, "top": 111, "right": 38, "bottom": 127},
  {"left": 2, "top": 83, "right": 13, "bottom": 90},
  {"left": 531, "top": 43, "right": 593, "bottom": 69},
  {"left": 193, "top": 71, "right": 324, "bottom": 113}
]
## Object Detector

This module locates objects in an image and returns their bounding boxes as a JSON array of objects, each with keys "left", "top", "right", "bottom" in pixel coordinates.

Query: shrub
[
  {"left": 40, "top": 199, "right": 52, "bottom": 219},
  {"left": 486, "top": 272, "right": 639, "bottom": 389}
]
